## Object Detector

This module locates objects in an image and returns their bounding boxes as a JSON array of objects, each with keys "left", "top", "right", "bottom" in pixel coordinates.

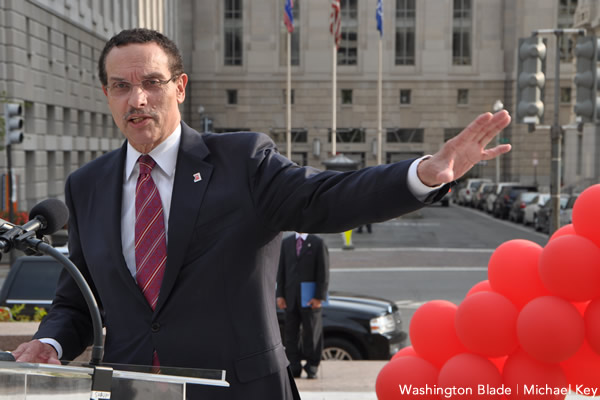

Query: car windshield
[{"left": 520, "top": 192, "right": 539, "bottom": 203}]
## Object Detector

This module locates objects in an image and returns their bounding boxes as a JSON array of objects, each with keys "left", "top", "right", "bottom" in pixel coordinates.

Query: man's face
[{"left": 102, "top": 42, "right": 187, "bottom": 154}]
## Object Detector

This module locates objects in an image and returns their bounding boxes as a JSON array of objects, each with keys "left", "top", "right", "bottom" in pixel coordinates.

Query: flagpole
[
  {"left": 377, "top": 35, "right": 382, "bottom": 165},
  {"left": 286, "top": 31, "right": 292, "bottom": 160},
  {"left": 332, "top": 44, "right": 337, "bottom": 156}
]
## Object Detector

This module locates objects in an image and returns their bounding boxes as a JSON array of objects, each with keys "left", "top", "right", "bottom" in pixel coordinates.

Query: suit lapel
[{"left": 155, "top": 123, "right": 213, "bottom": 313}]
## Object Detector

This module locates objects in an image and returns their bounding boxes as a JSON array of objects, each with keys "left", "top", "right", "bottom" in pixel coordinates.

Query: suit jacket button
[{"left": 151, "top": 322, "right": 161, "bottom": 333}]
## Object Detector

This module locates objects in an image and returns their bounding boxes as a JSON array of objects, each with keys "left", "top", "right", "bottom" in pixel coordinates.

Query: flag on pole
[
  {"left": 284, "top": 0, "right": 294, "bottom": 33},
  {"left": 330, "top": 0, "right": 341, "bottom": 48},
  {"left": 376, "top": 0, "right": 383, "bottom": 36}
]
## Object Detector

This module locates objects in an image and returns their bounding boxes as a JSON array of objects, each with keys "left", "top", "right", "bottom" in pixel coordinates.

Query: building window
[
  {"left": 400, "top": 89, "right": 411, "bottom": 105},
  {"left": 558, "top": 0, "right": 578, "bottom": 62},
  {"left": 271, "top": 129, "right": 307, "bottom": 143},
  {"left": 457, "top": 89, "right": 469, "bottom": 105},
  {"left": 395, "top": 0, "right": 415, "bottom": 65},
  {"left": 280, "top": 0, "right": 300, "bottom": 66},
  {"left": 341, "top": 89, "right": 353, "bottom": 105},
  {"left": 452, "top": 0, "right": 472, "bottom": 65},
  {"left": 329, "top": 128, "right": 365, "bottom": 143},
  {"left": 224, "top": 0, "right": 243, "bottom": 66},
  {"left": 386, "top": 128, "right": 424, "bottom": 143},
  {"left": 338, "top": 0, "right": 358, "bottom": 66},
  {"left": 560, "top": 87, "right": 572, "bottom": 103},
  {"left": 282, "top": 89, "right": 295, "bottom": 105},
  {"left": 444, "top": 128, "right": 463, "bottom": 142},
  {"left": 227, "top": 89, "right": 238, "bottom": 105}
]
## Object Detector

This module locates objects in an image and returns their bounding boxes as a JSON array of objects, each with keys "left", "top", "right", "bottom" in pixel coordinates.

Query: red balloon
[
  {"left": 489, "top": 356, "right": 508, "bottom": 374},
  {"left": 517, "top": 296, "right": 585, "bottom": 363},
  {"left": 465, "top": 280, "right": 493, "bottom": 297},
  {"left": 538, "top": 235, "right": 600, "bottom": 302},
  {"left": 375, "top": 356, "right": 439, "bottom": 400},
  {"left": 455, "top": 291, "right": 519, "bottom": 357},
  {"left": 503, "top": 349, "right": 568, "bottom": 400},
  {"left": 391, "top": 345, "right": 417, "bottom": 361},
  {"left": 560, "top": 341, "right": 600, "bottom": 394},
  {"left": 438, "top": 353, "right": 504, "bottom": 400},
  {"left": 488, "top": 240, "right": 549, "bottom": 309},
  {"left": 573, "top": 184, "right": 600, "bottom": 247},
  {"left": 584, "top": 298, "right": 600, "bottom": 355},
  {"left": 549, "top": 224, "right": 576, "bottom": 241},
  {"left": 409, "top": 300, "right": 467, "bottom": 368}
]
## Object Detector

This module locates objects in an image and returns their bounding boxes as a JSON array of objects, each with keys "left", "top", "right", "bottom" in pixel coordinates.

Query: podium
[{"left": 0, "top": 360, "right": 229, "bottom": 399}]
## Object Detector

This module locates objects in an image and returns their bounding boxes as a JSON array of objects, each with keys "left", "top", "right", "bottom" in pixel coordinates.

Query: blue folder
[{"left": 301, "top": 282, "right": 329, "bottom": 308}]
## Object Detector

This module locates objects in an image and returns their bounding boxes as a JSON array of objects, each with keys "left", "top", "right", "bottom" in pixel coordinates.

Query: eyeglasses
[{"left": 106, "top": 75, "right": 179, "bottom": 97}]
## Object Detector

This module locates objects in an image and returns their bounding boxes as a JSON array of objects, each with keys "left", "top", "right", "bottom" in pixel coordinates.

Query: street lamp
[{"left": 492, "top": 100, "right": 504, "bottom": 184}]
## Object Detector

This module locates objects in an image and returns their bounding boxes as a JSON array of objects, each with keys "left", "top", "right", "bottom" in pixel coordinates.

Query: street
[{"left": 318, "top": 203, "right": 549, "bottom": 344}]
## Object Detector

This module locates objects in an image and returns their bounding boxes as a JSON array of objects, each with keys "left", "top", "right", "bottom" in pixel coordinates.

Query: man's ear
[{"left": 176, "top": 74, "right": 188, "bottom": 104}]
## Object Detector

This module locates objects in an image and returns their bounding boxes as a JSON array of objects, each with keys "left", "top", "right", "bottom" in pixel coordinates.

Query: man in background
[{"left": 277, "top": 233, "right": 329, "bottom": 379}]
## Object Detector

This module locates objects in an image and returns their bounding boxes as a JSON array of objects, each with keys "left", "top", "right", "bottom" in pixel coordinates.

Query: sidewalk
[{"left": 296, "top": 360, "right": 384, "bottom": 399}]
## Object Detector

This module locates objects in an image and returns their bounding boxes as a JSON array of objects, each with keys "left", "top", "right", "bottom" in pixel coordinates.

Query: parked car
[
  {"left": 0, "top": 254, "right": 408, "bottom": 361},
  {"left": 493, "top": 185, "right": 537, "bottom": 219},
  {"left": 522, "top": 193, "right": 550, "bottom": 226},
  {"left": 508, "top": 191, "right": 540, "bottom": 223},
  {"left": 457, "top": 178, "right": 492, "bottom": 206},
  {"left": 559, "top": 194, "right": 579, "bottom": 227},
  {"left": 485, "top": 182, "right": 519, "bottom": 214},
  {"left": 472, "top": 182, "right": 494, "bottom": 210},
  {"left": 535, "top": 195, "right": 569, "bottom": 233}
]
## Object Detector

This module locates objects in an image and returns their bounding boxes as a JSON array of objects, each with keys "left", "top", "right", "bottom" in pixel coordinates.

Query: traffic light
[
  {"left": 3, "top": 103, "right": 24, "bottom": 146},
  {"left": 516, "top": 36, "right": 547, "bottom": 125},
  {"left": 574, "top": 35, "right": 600, "bottom": 123}
]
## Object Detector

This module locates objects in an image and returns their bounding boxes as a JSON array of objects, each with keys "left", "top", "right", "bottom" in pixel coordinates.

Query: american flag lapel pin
[{"left": 193, "top": 172, "right": 202, "bottom": 182}]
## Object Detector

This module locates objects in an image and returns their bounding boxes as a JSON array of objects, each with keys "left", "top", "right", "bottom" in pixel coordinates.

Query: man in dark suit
[
  {"left": 12, "top": 28, "right": 512, "bottom": 400},
  {"left": 277, "top": 233, "right": 329, "bottom": 379}
]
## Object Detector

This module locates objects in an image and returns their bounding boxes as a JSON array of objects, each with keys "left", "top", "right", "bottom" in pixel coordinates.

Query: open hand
[{"left": 417, "top": 110, "right": 511, "bottom": 187}]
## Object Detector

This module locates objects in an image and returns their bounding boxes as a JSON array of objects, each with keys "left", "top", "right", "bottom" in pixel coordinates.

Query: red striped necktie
[
  {"left": 135, "top": 155, "right": 167, "bottom": 367},
  {"left": 135, "top": 154, "right": 167, "bottom": 311}
]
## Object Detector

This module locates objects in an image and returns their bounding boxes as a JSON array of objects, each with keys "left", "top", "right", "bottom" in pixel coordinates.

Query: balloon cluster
[{"left": 376, "top": 184, "right": 600, "bottom": 400}]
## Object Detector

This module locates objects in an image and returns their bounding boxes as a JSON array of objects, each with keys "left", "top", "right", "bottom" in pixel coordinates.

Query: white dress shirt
[{"left": 121, "top": 124, "right": 181, "bottom": 278}]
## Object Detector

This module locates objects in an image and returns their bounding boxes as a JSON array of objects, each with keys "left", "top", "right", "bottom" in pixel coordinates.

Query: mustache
[{"left": 123, "top": 109, "right": 159, "bottom": 121}]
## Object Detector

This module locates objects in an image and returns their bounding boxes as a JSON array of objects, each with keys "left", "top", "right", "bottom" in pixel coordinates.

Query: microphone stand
[{"left": 16, "top": 233, "right": 104, "bottom": 366}]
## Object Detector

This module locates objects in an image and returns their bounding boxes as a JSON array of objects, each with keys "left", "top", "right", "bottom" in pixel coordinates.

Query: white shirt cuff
[
  {"left": 38, "top": 338, "right": 63, "bottom": 359},
  {"left": 407, "top": 155, "right": 443, "bottom": 202}
]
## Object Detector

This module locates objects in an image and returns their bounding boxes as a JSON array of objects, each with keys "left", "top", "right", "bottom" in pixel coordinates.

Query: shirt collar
[
  {"left": 295, "top": 233, "right": 308, "bottom": 240},
  {"left": 125, "top": 123, "right": 181, "bottom": 181}
]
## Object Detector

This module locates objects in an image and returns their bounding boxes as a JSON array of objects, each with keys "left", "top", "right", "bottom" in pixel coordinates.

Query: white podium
[{"left": 0, "top": 360, "right": 229, "bottom": 399}]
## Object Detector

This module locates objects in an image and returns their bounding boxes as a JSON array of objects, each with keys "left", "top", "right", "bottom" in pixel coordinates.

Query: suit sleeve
[
  {"left": 33, "top": 175, "right": 100, "bottom": 361},
  {"left": 245, "top": 133, "right": 431, "bottom": 234},
  {"left": 314, "top": 238, "right": 329, "bottom": 300},
  {"left": 275, "top": 240, "right": 286, "bottom": 298}
]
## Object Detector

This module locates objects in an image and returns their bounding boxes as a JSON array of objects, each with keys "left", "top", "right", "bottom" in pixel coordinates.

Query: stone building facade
[{"left": 177, "top": 0, "right": 586, "bottom": 192}]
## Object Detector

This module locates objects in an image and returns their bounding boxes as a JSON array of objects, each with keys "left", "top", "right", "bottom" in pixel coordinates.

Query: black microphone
[
  {"left": 0, "top": 199, "right": 69, "bottom": 253},
  {"left": 23, "top": 198, "right": 69, "bottom": 237}
]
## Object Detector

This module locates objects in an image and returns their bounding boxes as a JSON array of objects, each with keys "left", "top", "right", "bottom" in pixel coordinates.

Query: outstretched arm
[{"left": 417, "top": 110, "right": 511, "bottom": 187}]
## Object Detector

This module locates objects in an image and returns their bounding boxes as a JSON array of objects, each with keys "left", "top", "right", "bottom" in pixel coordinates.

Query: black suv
[{"left": 0, "top": 255, "right": 407, "bottom": 361}]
